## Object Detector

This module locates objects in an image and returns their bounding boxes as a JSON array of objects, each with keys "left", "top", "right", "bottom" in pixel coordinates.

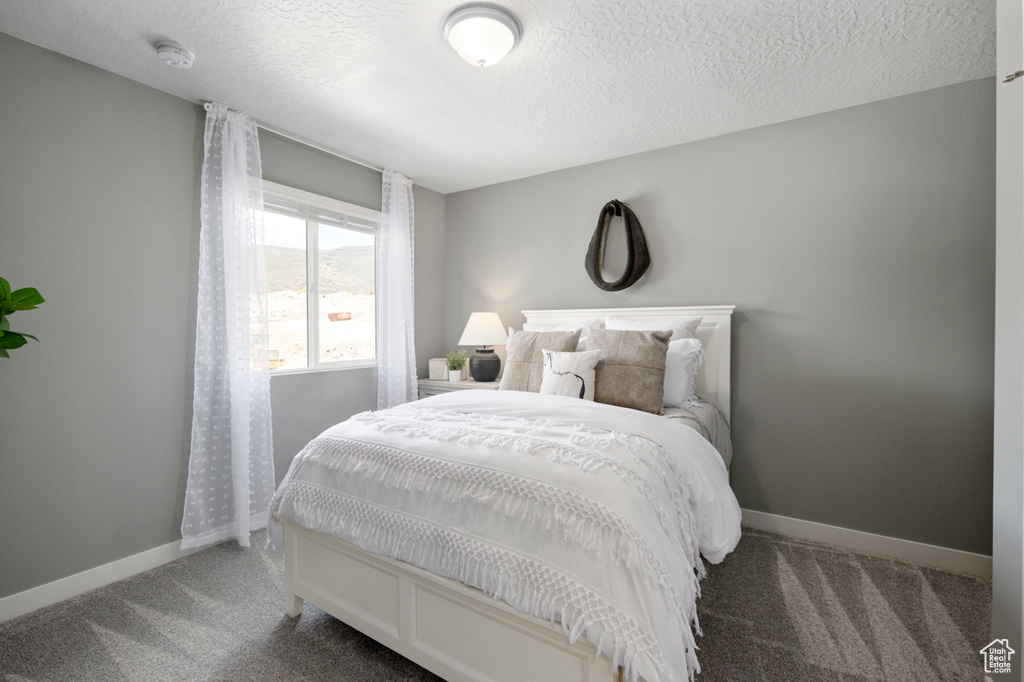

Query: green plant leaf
[
  {"left": 443, "top": 348, "right": 469, "bottom": 369},
  {"left": 0, "top": 278, "right": 43, "bottom": 352},
  {"left": 11, "top": 288, "right": 44, "bottom": 306},
  {"left": 1, "top": 302, "right": 38, "bottom": 313},
  {"left": 0, "top": 333, "right": 28, "bottom": 349}
]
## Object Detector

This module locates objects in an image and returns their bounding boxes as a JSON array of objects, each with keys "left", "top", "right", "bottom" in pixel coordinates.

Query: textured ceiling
[{"left": 0, "top": 0, "right": 996, "bottom": 193}]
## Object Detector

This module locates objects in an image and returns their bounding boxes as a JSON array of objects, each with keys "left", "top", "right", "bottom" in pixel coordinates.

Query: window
[{"left": 261, "top": 180, "right": 381, "bottom": 372}]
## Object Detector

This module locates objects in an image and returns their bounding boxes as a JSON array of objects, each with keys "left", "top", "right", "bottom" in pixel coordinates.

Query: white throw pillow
[
  {"left": 605, "top": 316, "right": 705, "bottom": 406},
  {"left": 523, "top": 318, "right": 603, "bottom": 352},
  {"left": 539, "top": 349, "right": 601, "bottom": 401},
  {"left": 664, "top": 337, "right": 705, "bottom": 407}
]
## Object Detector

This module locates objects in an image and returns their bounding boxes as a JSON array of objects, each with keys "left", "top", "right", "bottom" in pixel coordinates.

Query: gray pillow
[
  {"left": 499, "top": 329, "right": 582, "bottom": 392},
  {"left": 586, "top": 329, "right": 671, "bottom": 414}
]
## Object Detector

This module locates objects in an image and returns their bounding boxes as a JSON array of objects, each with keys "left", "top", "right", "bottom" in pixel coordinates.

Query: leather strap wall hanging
[{"left": 584, "top": 200, "right": 651, "bottom": 291}]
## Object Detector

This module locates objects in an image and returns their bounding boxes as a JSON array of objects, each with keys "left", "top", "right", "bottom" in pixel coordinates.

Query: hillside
[{"left": 264, "top": 245, "right": 375, "bottom": 294}]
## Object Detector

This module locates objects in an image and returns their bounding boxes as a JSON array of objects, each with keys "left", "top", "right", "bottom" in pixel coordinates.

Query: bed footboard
[{"left": 282, "top": 521, "right": 622, "bottom": 682}]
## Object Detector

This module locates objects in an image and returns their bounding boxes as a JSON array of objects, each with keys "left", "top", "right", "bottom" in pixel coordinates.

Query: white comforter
[{"left": 269, "top": 391, "right": 741, "bottom": 682}]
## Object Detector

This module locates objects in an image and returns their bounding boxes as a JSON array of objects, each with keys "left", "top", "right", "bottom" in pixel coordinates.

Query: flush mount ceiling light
[
  {"left": 155, "top": 40, "right": 195, "bottom": 69},
  {"left": 443, "top": 4, "right": 521, "bottom": 67}
]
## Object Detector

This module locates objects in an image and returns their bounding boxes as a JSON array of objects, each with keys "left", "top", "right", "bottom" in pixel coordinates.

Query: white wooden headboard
[{"left": 521, "top": 305, "right": 735, "bottom": 422}]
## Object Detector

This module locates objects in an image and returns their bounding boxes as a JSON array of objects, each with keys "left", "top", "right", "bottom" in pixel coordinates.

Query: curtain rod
[{"left": 202, "top": 102, "right": 387, "bottom": 177}]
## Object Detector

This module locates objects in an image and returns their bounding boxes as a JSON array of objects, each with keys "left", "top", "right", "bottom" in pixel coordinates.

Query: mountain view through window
[{"left": 264, "top": 209, "right": 377, "bottom": 371}]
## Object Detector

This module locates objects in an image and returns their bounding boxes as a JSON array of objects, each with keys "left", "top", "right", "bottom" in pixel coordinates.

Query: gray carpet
[
  {"left": 0, "top": 529, "right": 991, "bottom": 681},
  {"left": 696, "top": 530, "right": 990, "bottom": 681}
]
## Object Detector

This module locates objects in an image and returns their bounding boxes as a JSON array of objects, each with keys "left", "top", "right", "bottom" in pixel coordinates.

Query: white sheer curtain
[
  {"left": 181, "top": 102, "right": 275, "bottom": 550},
  {"left": 377, "top": 168, "right": 417, "bottom": 409}
]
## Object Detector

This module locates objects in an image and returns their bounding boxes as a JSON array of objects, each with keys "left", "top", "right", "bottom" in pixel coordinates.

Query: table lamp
[{"left": 458, "top": 312, "right": 507, "bottom": 382}]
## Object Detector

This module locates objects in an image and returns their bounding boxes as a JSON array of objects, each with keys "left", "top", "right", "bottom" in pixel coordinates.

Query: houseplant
[
  {"left": 444, "top": 349, "right": 468, "bottom": 381},
  {"left": 0, "top": 275, "right": 45, "bottom": 357}
]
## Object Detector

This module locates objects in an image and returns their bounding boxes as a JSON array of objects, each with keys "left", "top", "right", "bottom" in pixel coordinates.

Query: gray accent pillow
[
  {"left": 586, "top": 329, "right": 672, "bottom": 414},
  {"left": 499, "top": 329, "right": 582, "bottom": 392}
]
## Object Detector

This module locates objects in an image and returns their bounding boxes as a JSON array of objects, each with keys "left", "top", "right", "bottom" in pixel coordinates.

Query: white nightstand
[{"left": 418, "top": 378, "right": 501, "bottom": 399}]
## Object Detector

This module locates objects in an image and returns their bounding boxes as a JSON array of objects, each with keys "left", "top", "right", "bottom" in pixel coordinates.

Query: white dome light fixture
[
  {"left": 443, "top": 4, "right": 521, "bottom": 67},
  {"left": 155, "top": 41, "right": 195, "bottom": 69}
]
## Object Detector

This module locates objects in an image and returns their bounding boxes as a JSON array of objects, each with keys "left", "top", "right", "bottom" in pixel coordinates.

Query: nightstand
[{"left": 417, "top": 378, "right": 501, "bottom": 399}]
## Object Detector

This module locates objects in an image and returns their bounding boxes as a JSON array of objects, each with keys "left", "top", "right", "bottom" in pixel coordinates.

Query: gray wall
[
  {"left": 992, "top": 0, "right": 1023, "bottom": 668},
  {"left": 445, "top": 78, "right": 995, "bottom": 555},
  {"left": 0, "top": 32, "right": 445, "bottom": 599}
]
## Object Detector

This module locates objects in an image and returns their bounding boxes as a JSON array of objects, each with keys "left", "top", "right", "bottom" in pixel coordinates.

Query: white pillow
[
  {"left": 605, "top": 316, "right": 705, "bottom": 407},
  {"left": 605, "top": 315, "right": 702, "bottom": 340},
  {"left": 539, "top": 349, "right": 601, "bottom": 401},
  {"left": 664, "top": 338, "right": 705, "bottom": 407},
  {"left": 523, "top": 318, "right": 603, "bottom": 352}
]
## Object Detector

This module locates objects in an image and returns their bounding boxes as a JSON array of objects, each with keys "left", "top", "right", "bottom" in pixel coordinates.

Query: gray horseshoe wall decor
[{"left": 584, "top": 199, "right": 651, "bottom": 291}]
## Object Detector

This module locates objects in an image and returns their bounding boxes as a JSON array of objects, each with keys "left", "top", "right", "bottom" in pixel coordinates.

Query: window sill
[{"left": 271, "top": 362, "right": 377, "bottom": 377}]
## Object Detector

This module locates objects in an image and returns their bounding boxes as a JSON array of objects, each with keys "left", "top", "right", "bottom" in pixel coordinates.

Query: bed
[{"left": 270, "top": 305, "right": 739, "bottom": 682}]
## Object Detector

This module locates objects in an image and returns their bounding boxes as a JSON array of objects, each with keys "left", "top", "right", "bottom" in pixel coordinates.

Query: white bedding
[
  {"left": 269, "top": 390, "right": 741, "bottom": 682},
  {"left": 663, "top": 397, "right": 733, "bottom": 471}
]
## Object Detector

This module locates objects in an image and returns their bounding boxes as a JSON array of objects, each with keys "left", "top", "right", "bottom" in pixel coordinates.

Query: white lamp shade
[
  {"left": 458, "top": 312, "right": 508, "bottom": 346},
  {"left": 443, "top": 5, "right": 520, "bottom": 67}
]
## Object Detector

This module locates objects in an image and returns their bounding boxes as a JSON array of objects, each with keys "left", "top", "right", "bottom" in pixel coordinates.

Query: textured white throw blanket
[{"left": 269, "top": 391, "right": 741, "bottom": 682}]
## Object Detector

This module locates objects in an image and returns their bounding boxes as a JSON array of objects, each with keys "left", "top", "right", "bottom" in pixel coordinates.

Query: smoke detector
[{"left": 155, "top": 41, "right": 195, "bottom": 69}]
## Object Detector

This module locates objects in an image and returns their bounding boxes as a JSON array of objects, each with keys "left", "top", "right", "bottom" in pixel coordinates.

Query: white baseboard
[
  {"left": 741, "top": 508, "right": 992, "bottom": 577},
  {"left": 0, "top": 514, "right": 271, "bottom": 624},
  {"left": 0, "top": 539, "right": 207, "bottom": 624}
]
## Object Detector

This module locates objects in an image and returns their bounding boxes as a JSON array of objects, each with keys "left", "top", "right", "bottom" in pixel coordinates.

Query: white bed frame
[{"left": 281, "top": 305, "right": 735, "bottom": 682}]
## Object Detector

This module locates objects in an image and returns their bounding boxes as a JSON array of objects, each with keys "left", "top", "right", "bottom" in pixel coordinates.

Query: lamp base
[{"left": 469, "top": 348, "right": 501, "bottom": 383}]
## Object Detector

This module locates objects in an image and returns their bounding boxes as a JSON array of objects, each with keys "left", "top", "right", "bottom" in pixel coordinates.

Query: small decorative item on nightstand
[
  {"left": 444, "top": 349, "right": 469, "bottom": 381},
  {"left": 458, "top": 312, "right": 508, "bottom": 383},
  {"left": 428, "top": 358, "right": 448, "bottom": 381}
]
